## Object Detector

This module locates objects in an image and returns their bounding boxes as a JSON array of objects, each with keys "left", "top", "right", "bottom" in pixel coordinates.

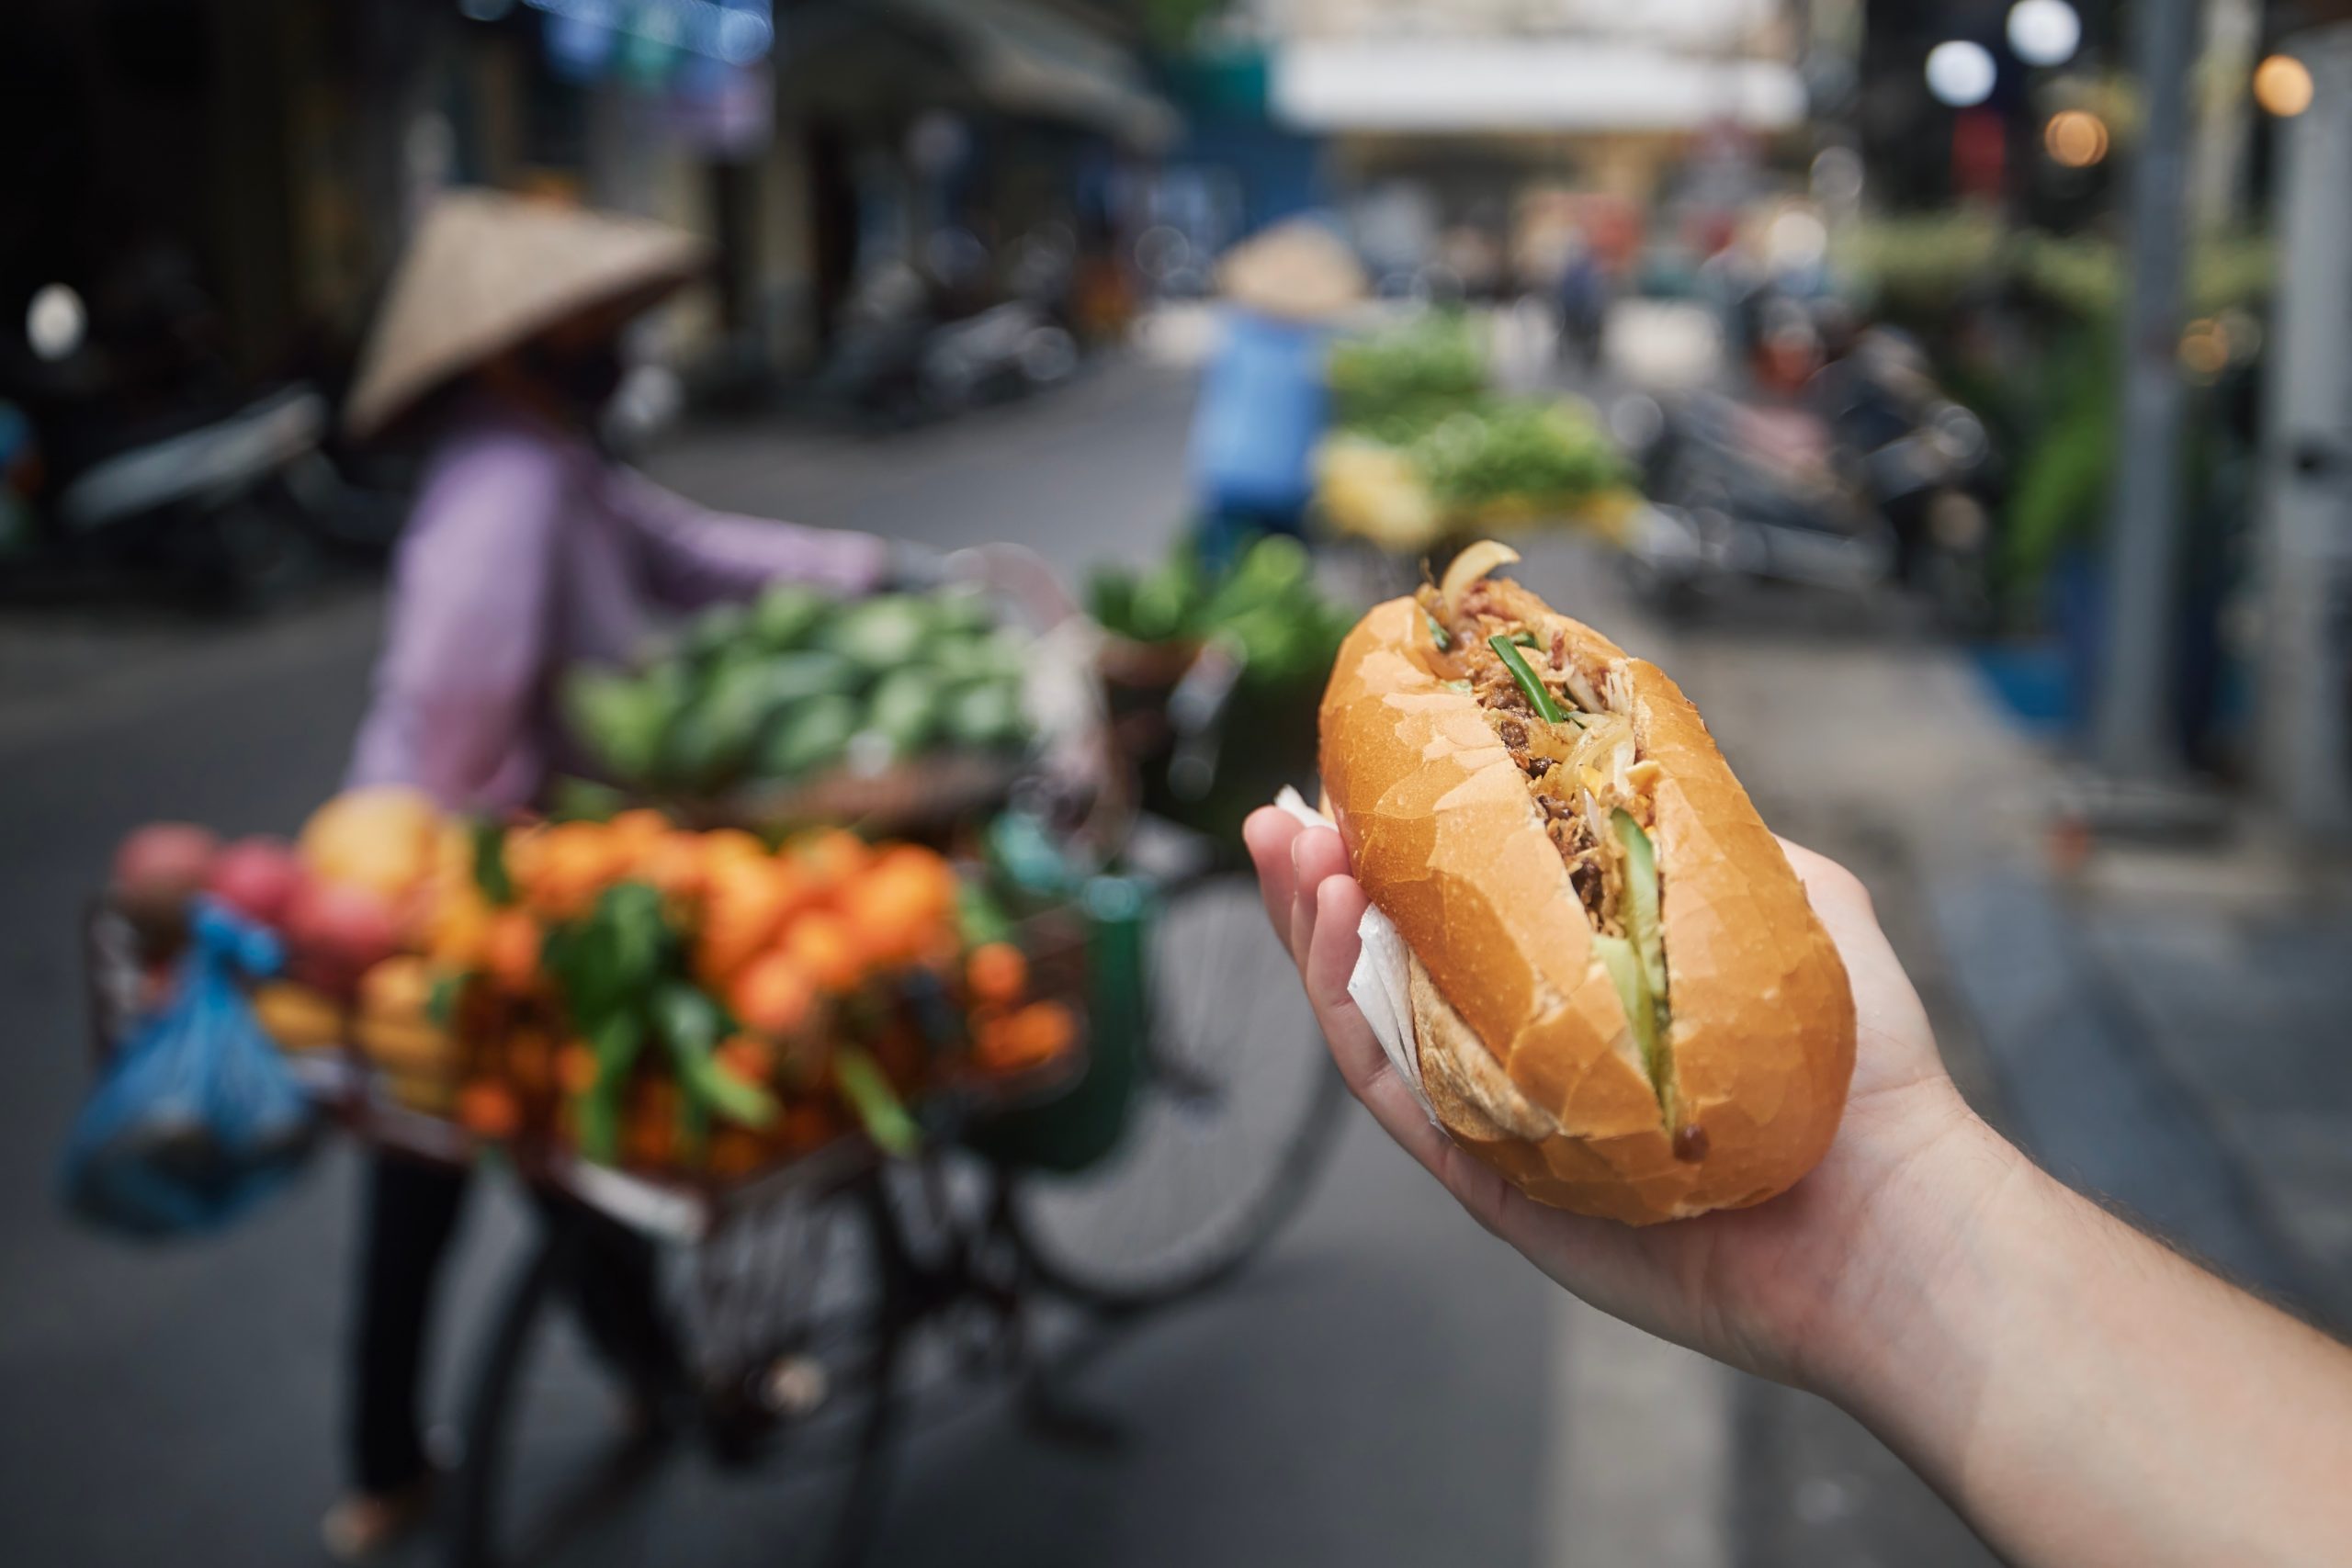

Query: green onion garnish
[{"left": 1488, "top": 635, "right": 1566, "bottom": 725}]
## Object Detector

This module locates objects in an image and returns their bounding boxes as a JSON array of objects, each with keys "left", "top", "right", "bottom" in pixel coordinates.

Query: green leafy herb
[
  {"left": 470, "top": 818, "right": 514, "bottom": 907},
  {"left": 835, "top": 1047, "right": 920, "bottom": 1156}
]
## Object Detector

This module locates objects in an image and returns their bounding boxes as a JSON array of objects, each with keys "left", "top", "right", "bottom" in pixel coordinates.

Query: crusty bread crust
[{"left": 1321, "top": 594, "right": 1855, "bottom": 1224}]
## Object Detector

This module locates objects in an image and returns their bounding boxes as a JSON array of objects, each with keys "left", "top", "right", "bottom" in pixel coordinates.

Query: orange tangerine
[
  {"left": 728, "top": 953, "right": 816, "bottom": 1037},
  {"left": 696, "top": 855, "right": 797, "bottom": 986},
  {"left": 640, "top": 830, "right": 710, "bottom": 904},
  {"left": 795, "top": 829, "right": 870, "bottom": 896},
  {"left": 698, "top": 828, "right": 769, "bottom": 867},
  {"left": 483, "top": 908, "right": 543, "bottom": 994},
  {"left": 456, "top": 1079, "right": 521, "bottom": 1141},
  {"left": 965, "top": 942, "right": 1028, "bottom": 1007},
  {"left": 782, "top": 909, "right": 863, "bottom": 992},
  {"left": 357, "top": 954, "right": 434, "bottom": 1022},
  {"left": 717, "top": 1032, "right": 776, "bottom": 1085},
  {"left": 559, "top": 1041, "right": 601, "bottom": 1097},
  {"left": 607, "top": 808, "right": 671, "bottom": 859}
]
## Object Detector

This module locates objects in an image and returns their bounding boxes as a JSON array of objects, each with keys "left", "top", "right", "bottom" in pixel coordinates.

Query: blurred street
[
  {"left": 0, "top": 354, "right": 1872, "bottom": 1567},
  {"left": 10, "top": 0, "right": 2352, "bottom": 1560},
  {"left": 9, "top": 346, "right": 2342, "bottom": 1566}
]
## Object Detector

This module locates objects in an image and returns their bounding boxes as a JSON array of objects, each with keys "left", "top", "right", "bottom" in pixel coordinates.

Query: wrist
[{"left": 1791, "top": 1094, "right": 2041, "bottom": 1411}]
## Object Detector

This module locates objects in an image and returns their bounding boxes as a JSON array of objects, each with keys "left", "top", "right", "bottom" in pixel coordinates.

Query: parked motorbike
[
  {"left": 821, "top": 265, "right": 1079, "bottom": 423},
  {"left": 3, "top": 284, "right": 392, "bottom": 606},
  {"left": 1617, "top": 326, "right": 1996, "bottom": 629}
]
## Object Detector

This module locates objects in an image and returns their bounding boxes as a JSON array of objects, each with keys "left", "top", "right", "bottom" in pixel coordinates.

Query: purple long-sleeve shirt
[{"left": 347, "top": 403, "right": 888, "bottom": 811}]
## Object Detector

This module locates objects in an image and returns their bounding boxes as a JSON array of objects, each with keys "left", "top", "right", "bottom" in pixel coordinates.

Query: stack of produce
[
  {"left": 1088, "top": 533, "right": 1355, "bottom": 682},
  {"left": 103, "top": 791, "right": 1080, "bottom": 1184},
  {"left": 1087, "top": 534, "right": 1356, "bottom": 840},
  {"left": 1328, "top": 313, "right": 1490, "bottom": 440},
  {"left": 563, "top": 581, "right": 1034, "bottom": 810},
  {"left": 1317, "top": 314, "right": 1635, "bottom": 551}
]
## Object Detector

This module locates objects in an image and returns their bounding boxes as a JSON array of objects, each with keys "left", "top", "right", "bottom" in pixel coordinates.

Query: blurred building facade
[
  {"left": 1255, "top": 0, "right": 1807, "bottom": 294},
  {"left": 0, "top": 0, "right": 1176, "bottom": 409}
]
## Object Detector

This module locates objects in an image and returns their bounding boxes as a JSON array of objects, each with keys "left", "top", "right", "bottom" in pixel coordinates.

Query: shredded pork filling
[{"left": 1419, "top": 581, "right": 1690, "bottom": 1145}]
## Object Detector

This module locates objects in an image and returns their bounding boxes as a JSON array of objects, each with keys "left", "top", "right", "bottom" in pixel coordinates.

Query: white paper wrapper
[{"left": 1272, "top": 788, "right": 1433, "bottom": 1117}]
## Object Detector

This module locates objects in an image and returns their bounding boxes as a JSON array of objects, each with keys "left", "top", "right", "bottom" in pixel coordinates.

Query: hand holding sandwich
[
  {"left": 1248, "top": 551, "right": 2352, "bottom": 1566},
  {"left": 1246, "top": 805, "right": 1976, "bottom": 1388}
]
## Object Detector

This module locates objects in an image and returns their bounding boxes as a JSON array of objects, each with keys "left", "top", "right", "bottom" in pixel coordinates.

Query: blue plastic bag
[{"left": 62, "top": 898, "right": 321, "bottom": 1237}]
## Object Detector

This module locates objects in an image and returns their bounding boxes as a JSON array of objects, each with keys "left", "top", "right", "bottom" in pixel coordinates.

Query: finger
[
  {"left": 1300, "top": 874, "right": 1460, "bottom": 1175},
  {"left": 1774, "top": 836, "right": 1940, "bottom": 1088},
  {"left": 1775, "top": 834, "right": 1904, "bottom": 975},
  {"left": 1242, "top": 807, "right": 1304, "bottom": 942},
  {"left": 1287, "top": 827, "right": 1349, "bottom": 966},
  {"left": 1291, "top": 880, "right": 1657, "bottom": 1314},
  {"left": 1776, "top": 837, "right": 1869, "bottom": 916}
]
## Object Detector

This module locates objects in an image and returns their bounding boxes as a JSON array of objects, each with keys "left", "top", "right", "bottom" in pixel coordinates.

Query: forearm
[
  {"left": 1820, "top": 1115, "right": 2352, "bottom": 1566},
  {"left": 613, "top": 471, "right": 886, "bottom": 604}
]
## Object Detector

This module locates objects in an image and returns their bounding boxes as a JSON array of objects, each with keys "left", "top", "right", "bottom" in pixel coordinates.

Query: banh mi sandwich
[{"left": 1317, "top": 543, "right": 1856, "bottom": 1224}]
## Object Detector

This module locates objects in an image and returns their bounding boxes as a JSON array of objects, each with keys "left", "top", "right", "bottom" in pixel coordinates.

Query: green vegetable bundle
[
  {"left": 1409, "top": 400, "right": 1628, "bottom": 513},
  {"left": 564, "top": 582, "right": 1034, "bottom": 798},
  {"left": 1329, "top": 313, "right": 1490, "bottom": 441},
  {"left": 540, "top": 882, "right": 775, "bottom": 1165},
  {"left": 1087, "top": 534, "right": 1357, "bottom": 688},
  {"left": 1090, "top": 533, "right": 1357, "bottom": 843}
]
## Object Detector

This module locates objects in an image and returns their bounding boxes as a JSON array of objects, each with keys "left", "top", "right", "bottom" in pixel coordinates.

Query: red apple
[
  {"left": 204, "top": 835, "right": 305, "bottom": 929},
  {"left": 111, "top": 822, "right": 221, "bottom": 949},
  {"left": 283, "top": 877, "right": 401, "bottom": 998}
]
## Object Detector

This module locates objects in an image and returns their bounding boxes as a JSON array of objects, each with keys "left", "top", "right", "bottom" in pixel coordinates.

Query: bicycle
[{"left": 445, "top": 604, "right": 1346, "bottom": 1568}]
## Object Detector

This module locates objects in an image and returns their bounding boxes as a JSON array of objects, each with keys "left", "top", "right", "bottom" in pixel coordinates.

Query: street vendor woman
[
  {"left": 326, "top": 188, "right": 903, "bottom": 1558},
  {"left": 1185, "top": 219, "right": 1366, "bottom": 567}
]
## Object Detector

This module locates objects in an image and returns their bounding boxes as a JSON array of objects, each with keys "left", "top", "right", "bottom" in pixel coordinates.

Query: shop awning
[
  {"left": 1271, "top": 38, "right": 1805, "bottom": 134},
  {"left": 887, "top": 0, "right": 1180, "bottom": 150}
]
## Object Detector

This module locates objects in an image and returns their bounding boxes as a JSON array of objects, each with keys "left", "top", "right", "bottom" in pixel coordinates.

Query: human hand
[{"left": 1241, "top": 807, "right": 2022, "bottom": 1392}]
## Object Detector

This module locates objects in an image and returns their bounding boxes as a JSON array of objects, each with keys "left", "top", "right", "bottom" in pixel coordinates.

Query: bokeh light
[
  {"left": 2043, "top": 109, "right": 2109, "bottom": 167},
  {"left": 2254, "top": 54, "right": 2314, "bottom": 118},
  {"left": 1925, "top": 41, "right": 1997, "bottom": 108},
  {"left": 2007, "top": 1, "right": 2082, "bottom": 69},
  {"left": 2179, "top": 318, "right": 2231, "bottom": 380},
  {"left": 26, "top": 283, "right": 86, "bottom": 362}
]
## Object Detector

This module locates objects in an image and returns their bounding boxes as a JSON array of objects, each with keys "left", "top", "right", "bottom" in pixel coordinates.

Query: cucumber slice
[
  {"left": 1590, "top": 932, "right": 1665, "bottom": 1100},
  {"left": 1613, "top": 810, "right": 1666, "bottom": 1000}
]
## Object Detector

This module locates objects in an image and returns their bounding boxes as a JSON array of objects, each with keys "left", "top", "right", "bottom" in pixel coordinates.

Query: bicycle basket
[{"left": 965, "top": 874, "right": 1151, "bottom": 1173}]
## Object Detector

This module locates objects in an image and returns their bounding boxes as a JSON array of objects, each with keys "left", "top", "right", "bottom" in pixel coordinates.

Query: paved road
[{"left": 0, "top": 357, "right": 2013, "bottom": 1567}]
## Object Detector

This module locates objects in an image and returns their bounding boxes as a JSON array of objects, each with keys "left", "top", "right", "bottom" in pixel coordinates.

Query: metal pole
[
  {"left": 2255, "top": 27, "right": 2352, "bottom": 835},
  {"left": 2188, "top": 0, "right": 2261, "bottom": 233},
  {"left": 2093, "top": 0, "right": 2199, "bottom": 777}
]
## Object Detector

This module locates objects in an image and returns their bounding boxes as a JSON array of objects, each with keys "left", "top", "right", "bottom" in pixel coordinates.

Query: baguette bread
[{"left": 1317, "top": 561, "right": 1855, "bottom": 1224}]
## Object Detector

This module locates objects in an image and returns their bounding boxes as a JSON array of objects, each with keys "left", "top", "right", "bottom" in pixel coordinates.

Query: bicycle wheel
[
  {"left": 447, "top": 1183, "right": 899, "bottom": 1568},
  {"left": 1008, "top": 867, "right": 1346, "bottom": 1312}
]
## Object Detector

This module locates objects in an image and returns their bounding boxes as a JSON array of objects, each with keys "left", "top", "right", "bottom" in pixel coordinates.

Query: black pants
[{"left": 349, "top": 1151, "right": 681, "bottom": 1494}]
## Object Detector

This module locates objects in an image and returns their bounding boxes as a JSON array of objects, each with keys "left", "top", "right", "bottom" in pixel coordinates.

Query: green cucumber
[
  {"left": 1590, "top": 933, "right": 1665, "bottom": 1100},
  {"left": 1614, "top": 810, "right": 1666, "bottom": 1000}
]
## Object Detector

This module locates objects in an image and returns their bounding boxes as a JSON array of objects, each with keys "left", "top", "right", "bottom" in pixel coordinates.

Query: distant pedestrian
[
  {"left": 1187, "top": 220, "right": 1366, "bottom": 568},
  {"left": 1555, "top": 241, "right": 1608, "bottom": 372}
]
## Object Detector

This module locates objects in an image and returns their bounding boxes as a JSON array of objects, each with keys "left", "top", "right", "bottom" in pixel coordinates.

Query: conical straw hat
[
  {"left": 345, "top": 188, "right": 712, "bottom": 437},
  {"left": 1216, "top": 220, "right": 1367, "bottom": 322}
]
